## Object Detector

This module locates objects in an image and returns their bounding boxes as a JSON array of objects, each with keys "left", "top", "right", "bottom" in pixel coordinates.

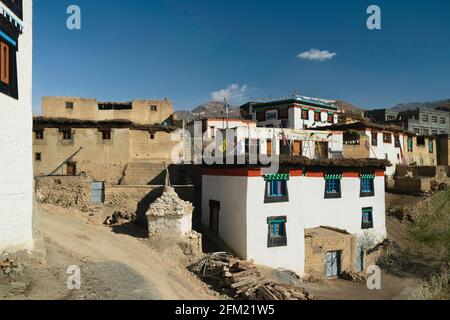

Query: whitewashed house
[
  {"left": 202, "top": 156, "right": 389, "bottom": 277},
  {"left": 240, "top": 95, "right": 338, "bottom": 129},
  {"left": 0, "top": 0, "right": 34, "bottom": 252},
  {"left": 230, "top": 126, "right": 343, "bottom": 159},
  {"left": 186, "top": 117, "right": 257, "bottom": 140}
]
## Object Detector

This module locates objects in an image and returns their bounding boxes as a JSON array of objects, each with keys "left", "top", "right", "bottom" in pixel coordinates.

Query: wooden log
[
  {"left": 259, "top": 285, "right": 279, "bottom": 300},
  {"left": 231, "top": 277, "right": 258, "bottom": 289}
]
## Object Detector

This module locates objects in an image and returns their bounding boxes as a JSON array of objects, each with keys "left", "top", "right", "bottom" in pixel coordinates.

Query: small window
[
  {"left": 423, "top": 129, "right": 429, "bottom": 135},
  {"left": 423, "top": 115, "right": 429, "bottom": 122},
  {"left": 407, "top": 138, "right": 413, "bottom": 152},
  {"left": 432, "top": 116, "right": 438, "bottom": 123},
  {"left": 324, "top": 174, "right": 342, "bottom": 199},
  {"left": 301, "top": 109, "right": 309, "bottom": 120},
  {"left": 394, "top": 135, "right": 401, "bottom": 148},
  {"left": 383, "top": 133, "right": 392, "bottom": 144},
  {"left": 61, "top": 130, "right": 72, "bottom": 141},
  {"left": 1, "top": 41, "right": 9, "bottom": 85},
  {"left": 150, "top": 105, "right": 158, "bottom": 111},
  {"left": 327, "top": 113, "right": 334, "bottom": 123},
  {"left": 429, "top": 141, "right": 434, "bottom": 153},
  {"left": 440, "top": 117, "right": 446, "bottom": 125},
  {"left": 267, "top": 216, "right": 287, "bottom": 248},
  {"left": 414, "top": 128, "right": 420, "bottom": 134},
  {"left": 35, "top": 130, "right": 44, "bottom": 140},
  {"left": 432, "top": 130, "right": 437, "bottom": 135},
  {"left": 360, "top": 174, "right": 375, "bottom": 197},
  {"left": 65, "top": 101, "right": 74, "bottom": 109},
  {"left": 256, "top": 111, "right": 266, "bottom": 121},
  {"left": 417, "top": 136, "right": 425, "bottom": 146},
  {"left": 35, "top": 153, "right": 42, "bottom": 161},
  {"left": 101, "top": 129, "right": 111, "bottom": 140},
  {"left": 266, "top": 110, "right": 277, "bottom": 121},
  {"left": 361, "top": 208, "right": 374, "bottom": 229},
  {"left": 264, "top": 175, "right": 289, "bottom": 203},
  {"left": 314, "top": 111, "right": 321, "bottom": 122},
  {"left": 371, "top": 131, "right": 378, "bottom": 146},
  {"left": 150, "top": 133, "right": 155, "bottom": 140}
]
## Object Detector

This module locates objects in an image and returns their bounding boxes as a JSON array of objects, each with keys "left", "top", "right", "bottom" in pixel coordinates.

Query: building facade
[
  {"left": 397, "top": 108, "right": 449, "bottom": 135},
  {"left": 0, "top": 0, "right": 33, "bottom": 252},
  {"left": 437, "top": 134, "right": 450, "bottom": 166},
  {"left": 327, "top": 122, "right": 406, "bottom": 176},
  {"left": 229, "top": 126, "right": 343, "bottom": 159},
  {"left": 33, "top": 118, "right": 181, "bottom": 185},
  {"left": 240, "top": 95, "right": 338, "bottom": 129},
  {"left": 365, "top": 109, "right": 399, "bottom": 123},
  {"left": 201, "top": 158, "right": 388, "bottom": 276},
  {"left": 41, "top": 97, "right": 174, "bottom": 125}
]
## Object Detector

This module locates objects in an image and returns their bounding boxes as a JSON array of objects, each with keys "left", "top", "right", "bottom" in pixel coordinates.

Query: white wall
[
  {"left": 0, "top": 1, "right": 34, "bottom": 252},
  {"left": 246, "top": 176, "right": 305, "bottom": 274},
  {"left": 367, "top": 130, "right": 405, "bottom": 176},
  {"left": 256, "top": 107, "right": 337, "bottom": 129},
  {"left": 233, "top": 126, "right": 343, "bottom": 158},
  {"left": 201, "top": 175, "right": 248, "bottom": 258},
  {"left": 301, "top": 176, "right": 387, "bottom": 244}
]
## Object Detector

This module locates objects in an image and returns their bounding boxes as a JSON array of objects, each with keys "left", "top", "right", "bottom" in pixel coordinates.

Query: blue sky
[{"left": 33, "top": 0, "right": 450, "bottom": 113}]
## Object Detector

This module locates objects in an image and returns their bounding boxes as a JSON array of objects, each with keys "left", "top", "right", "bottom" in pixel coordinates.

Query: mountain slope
[
  {"left": 174, "top": 101, "right": 240, "bottom": 122},
  {"left": 391, "top": 99, "right": 450, "bottom": 112}
]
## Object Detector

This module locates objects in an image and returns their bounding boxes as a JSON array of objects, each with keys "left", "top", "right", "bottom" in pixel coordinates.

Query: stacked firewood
[{"left": 190, "top": 252, "right": 313, "bottom": 300}]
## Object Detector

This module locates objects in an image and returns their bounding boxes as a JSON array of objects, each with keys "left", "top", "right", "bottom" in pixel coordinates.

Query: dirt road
[{"left": 38, "top": 209, "right": 214, "bottom": 300}]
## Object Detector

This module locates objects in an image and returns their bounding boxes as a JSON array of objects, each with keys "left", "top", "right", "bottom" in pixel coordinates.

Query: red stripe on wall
[{"left": 290, "top": 170, "right": 303, "bottom": 176}]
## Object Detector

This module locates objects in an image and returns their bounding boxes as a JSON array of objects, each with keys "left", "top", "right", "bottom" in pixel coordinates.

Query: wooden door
[
  {"left": 66, "top": 162, "right": 76, "bottom": 176},
  {"left": 293, "top": 141, "right": 302, "bottom": 156},
  {"left": 209, "top": 201, "right": 220, "bottom": 234},
  {"left": 267, "top": 140, "right": 272, "bottom": 156}
]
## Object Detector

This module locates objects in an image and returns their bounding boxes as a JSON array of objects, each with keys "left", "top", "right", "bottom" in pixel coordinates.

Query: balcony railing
[{"left": 1, "top": 0, "right": 23, "bottom": 20}]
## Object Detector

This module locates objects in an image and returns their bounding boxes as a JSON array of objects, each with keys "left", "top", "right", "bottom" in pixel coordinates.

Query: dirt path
[{"left": 38, "top": 209, "right": 214, "bottom": 300}]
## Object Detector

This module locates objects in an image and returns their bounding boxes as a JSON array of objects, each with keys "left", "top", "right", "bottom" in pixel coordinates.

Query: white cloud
[
  {"left": 211, "top": 84, "right": 248, "bottom": 104},
  {"left": 297, "top": 48, "right": 337, "bottom": 61}
]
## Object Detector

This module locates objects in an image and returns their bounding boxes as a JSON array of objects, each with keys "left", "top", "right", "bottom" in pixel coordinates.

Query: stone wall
[
  {"left": 342, "top": 135, "right": 370, "bottom": 159},
  {"left": 304, "top": 228, "right": 357, "bottom": 278},
  {"left": 35, "top": 176, "right": 94, "bottom": 212},
  {"left": 394, "top": 177, "right": 431, "bottom": 194}
]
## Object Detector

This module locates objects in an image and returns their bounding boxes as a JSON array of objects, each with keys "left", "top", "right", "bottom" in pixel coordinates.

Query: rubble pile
[
  {"left": 0, "top": 257, "right": 23, "bottom": 278},
  {"left": 190, "top": 252, "right": 313, "bottom": 300},
  {"left": 103, "top": 210, "right": 135, "bottom": 226},
  {"left": 339, "top": 271, "right": 368, "bottom": 283}
]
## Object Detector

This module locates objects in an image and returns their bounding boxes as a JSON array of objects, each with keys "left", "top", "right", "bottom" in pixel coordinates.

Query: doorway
[
  {"left": 209, "top": 200, "right": 220, "bottom": 234},
  {"left": 91, "top": 181, "right": 105, "bottom": 204},
  {"left": 293, "top": 141, "right": 302, "bottom": 156},
  {"left": 66, "top": 162, "right": 77, "bottom": 176},
  {"left": 325, "top": 251, "right": 341, "bottom": 277}
]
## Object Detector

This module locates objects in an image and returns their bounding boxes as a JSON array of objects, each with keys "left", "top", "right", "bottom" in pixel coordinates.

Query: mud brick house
[
  {"left": 240, "top": 94, "right": 338, "bottom": 129},
  {"left": 201, "top": 156, "right": 389, "bottom": 277},
  {"left": 0, "top": 0, "right": 34, "bottom": 252},
  {"left": 42, "top": 96, "right": 174, "bottom": 125},
  {"left": 33, "top": 117, "right": 182, "bottom": 184}
]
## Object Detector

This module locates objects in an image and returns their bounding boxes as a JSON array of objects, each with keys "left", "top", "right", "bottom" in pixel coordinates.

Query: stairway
[{"left": 120, "top": 161, "right": 167, "bottom": 185}]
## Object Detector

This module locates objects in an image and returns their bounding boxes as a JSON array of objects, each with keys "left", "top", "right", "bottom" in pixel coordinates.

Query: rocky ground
[{"left": 1, "top": 204, "right": 218, "bottom": 300}]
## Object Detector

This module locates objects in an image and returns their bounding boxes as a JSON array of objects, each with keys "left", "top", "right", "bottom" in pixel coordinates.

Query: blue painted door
[
  {"left": 326, "top": 251, "right": 340, "bottom": 277},
  {"left": 91, "top": 181, "right": 105, "bottom": 204}
]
